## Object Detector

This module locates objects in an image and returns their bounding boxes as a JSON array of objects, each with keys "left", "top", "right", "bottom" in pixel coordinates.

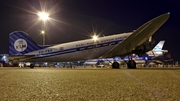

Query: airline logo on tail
[
  {"left": 9, "top": 31, "right": 47, "bottom": 55},
  {"left": 153, "top": 41, "right": 165, "bottom": 50},
  {"left": 14, "top": 39, "right": 27, "bottom": 52}
]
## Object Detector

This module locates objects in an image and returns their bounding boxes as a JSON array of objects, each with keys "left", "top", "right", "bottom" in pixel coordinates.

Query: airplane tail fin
[
  {"left": 9, "top": 31, "right": 45, "bottom": 55},
  {"left": 153, "top": 41, "right": 165, "bottom": 50}
]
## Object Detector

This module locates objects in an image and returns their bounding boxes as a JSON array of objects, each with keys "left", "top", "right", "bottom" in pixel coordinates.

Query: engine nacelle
[{"left": 133, "top": 40, "right": 155, "bottom": 57}]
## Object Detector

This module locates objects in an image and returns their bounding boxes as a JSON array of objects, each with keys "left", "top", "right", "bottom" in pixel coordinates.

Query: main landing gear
[
  {"left": 112, "top": 61, "right": 120, "bottom": 69},
  {"left": 126, "top": 60, "right": 136, "bottom": 69},
  {"left": 30, "top": 64, "right": 34, "bottom": 68},
  {"left": 111, "top": 57, "right": 137, "bottom": 69}
]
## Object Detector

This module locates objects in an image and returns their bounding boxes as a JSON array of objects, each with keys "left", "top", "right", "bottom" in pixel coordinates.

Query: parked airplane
[
  {"left": 84, "top": 41, "right": 168, "bottom": 66},
  {"left": 8, "top": 13, "right": 170, "bottom": 69}
]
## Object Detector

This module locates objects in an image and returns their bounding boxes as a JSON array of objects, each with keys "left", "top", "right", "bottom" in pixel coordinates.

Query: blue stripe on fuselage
[{"left": 32, "top": 39, "right": 123, "bottom": 59}]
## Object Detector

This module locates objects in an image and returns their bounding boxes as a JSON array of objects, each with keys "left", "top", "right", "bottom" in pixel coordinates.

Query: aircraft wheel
[
  {"left": 127, "top": 60, "right": 136, "bottom": 69},
  {"left": 30, "top": 64, "right": 34, "bottom": 68},
  {"left": 112, "top": 61, "right": 120, "bottom": 69}
]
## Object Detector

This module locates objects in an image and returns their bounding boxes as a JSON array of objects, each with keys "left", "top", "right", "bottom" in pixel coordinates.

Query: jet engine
[{"left": 132, "top": 39, "right": 155, "bottom": 57}]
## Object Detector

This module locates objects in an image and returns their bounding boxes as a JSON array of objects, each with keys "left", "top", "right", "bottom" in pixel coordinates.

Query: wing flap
[{"left": 101, "top": 13, "right": 170, "bottom": 58}]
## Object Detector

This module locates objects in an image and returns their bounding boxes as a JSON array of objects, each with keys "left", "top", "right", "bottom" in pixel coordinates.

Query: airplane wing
[{"left": 101, "top": 13, "right": 170, "bottom": 58}]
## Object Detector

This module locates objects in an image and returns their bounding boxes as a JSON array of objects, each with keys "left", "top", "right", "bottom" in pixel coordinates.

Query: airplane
[
  {"left": 83, "top": 40, "right": 168, "bottom": 67},
  {"left": 8, "top": 13, "right": 170, "bottom": 69}
]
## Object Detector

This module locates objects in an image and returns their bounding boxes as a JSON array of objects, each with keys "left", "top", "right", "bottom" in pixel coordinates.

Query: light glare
[
  {"left": 41, "top": 30, "right": 45, "bottom": 34},
  {"left": 92, "top": 35, "right": 98, "bottom": 41},
  {"left": 38, "top": 12, "right": 49, "bottom": 21}
]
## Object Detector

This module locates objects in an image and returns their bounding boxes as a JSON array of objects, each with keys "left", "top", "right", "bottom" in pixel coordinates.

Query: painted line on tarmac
[{"left": 123, "top": 71, "right": 165, "bottom": 100}]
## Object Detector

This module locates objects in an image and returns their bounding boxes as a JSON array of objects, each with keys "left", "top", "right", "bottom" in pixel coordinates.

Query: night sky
[{"left": 0, "top": 0, "right": 179, "bottom": 61}]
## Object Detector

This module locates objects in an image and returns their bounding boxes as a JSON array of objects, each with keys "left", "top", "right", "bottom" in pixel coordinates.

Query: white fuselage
[{"left": 21, "top": 32, "right": 132, "bottom": 62}]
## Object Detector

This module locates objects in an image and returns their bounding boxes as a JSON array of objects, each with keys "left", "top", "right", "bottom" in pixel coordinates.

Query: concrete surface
[{"left": 0, "top": 67, "right": 180, "bottom": 101}]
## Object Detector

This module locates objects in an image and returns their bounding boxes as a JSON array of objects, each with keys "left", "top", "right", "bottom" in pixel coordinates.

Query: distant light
[
  {"left": 92, "top": 35, "right": 98, "bottom": 41},
  {"left": 2, "top": 55, "right": 7, "bottom": 62},
  {"left": 38, "top": 12, "right": 49, "bottom": 21},
  {"left": 44, "top": 62, "right": 48, "bottom": 66},
  {"left": 41, "top": 30, "right": 45, "bottom": 34},
  {"left": 167, "top": 12, "right": 170, "bottom": 14},
  {"left": 145, "top": 57, "right": 148, "bottom": 60},
  {"left": 2, "top": 56, "right": 6, "bottom": 59}
]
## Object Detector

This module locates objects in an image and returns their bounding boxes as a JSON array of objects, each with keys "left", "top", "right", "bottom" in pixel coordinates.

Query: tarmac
[{"left": 0, "top": 67, "right": 180, "bottom": 101}]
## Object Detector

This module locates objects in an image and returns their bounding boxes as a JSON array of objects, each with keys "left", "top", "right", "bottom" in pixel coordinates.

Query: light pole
[
  {"left": 37, "top": 11, "right": 49, "bottom": 45},
  {"left": 41, "top": 30, "right": 45, "bottom": 45}
]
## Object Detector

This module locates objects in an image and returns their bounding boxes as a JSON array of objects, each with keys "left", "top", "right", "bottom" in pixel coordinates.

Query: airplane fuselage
[{"left": 22, "top": 32, "right": 132, "bottom": 62}]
